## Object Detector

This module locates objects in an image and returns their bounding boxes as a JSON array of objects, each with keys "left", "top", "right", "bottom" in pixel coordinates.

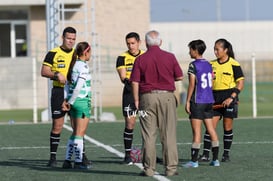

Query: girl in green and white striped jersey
[{"left": 62, "top": 41, "right": 92, "bottom": 169}]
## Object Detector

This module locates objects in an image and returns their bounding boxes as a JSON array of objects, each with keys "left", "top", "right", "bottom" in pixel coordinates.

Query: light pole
[{"left": 216, "top": 0, "right": 221, "bottom": 21}]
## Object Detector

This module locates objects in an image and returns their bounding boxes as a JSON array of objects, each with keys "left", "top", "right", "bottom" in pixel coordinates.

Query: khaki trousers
[{"left": 139, "top": 92, "right": 178, "bottom": 176}]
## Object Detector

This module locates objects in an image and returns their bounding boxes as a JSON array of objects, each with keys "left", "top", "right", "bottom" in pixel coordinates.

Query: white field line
[
  {"left": 2, "top": 124, "right": 272, "bottom": 180},
  {"left": 62, "top": 124, "right": 171, "bottom": 181}
]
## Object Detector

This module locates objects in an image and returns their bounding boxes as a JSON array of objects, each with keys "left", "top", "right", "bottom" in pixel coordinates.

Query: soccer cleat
[
  {"left": 83, "top": 154, "right": 93, "bottom": 167},
  {"left": 46, "top": 159, "right": 57, "bottom": 168},
  {"left": 62, "top": 160, "right": 72, "bottom": 169},
  {"left": 209, "top": 160, "right": 220, "bottom": 166},
  {"left": 74, "top": 162, "right": 92, "bottom": 170},
  {"left": 124, "top": 156, "right": 133, "bottom": 165},
  {"left": 221, "top": 155, "right": 230, "bottom": 162},
  {"left": 198, "top": 154, "right": 210, "bottom": 162},
  {"left": 182, "top": 161, "right": 199, "bottom": 168}
]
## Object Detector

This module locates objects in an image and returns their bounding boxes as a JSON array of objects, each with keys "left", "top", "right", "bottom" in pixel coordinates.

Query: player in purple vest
[{"left": 182, "top": 39, "right": 220, "bottom": 168}]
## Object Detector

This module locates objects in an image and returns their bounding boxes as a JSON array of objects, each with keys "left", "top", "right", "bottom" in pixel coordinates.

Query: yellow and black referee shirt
[
  {"left": 210, "top": 57, "right": 244, "bottom": 91},
  {"left": 116, "top": 50, "right": 144, "bottom": 79},
  {"left": 42, "top": 46, "right": 74, "bottom": 87}
]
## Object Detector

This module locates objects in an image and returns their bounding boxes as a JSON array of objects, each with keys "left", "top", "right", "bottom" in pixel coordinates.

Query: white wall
[{"left": 150, "top": 21, "right": 273, "bottom": 62}]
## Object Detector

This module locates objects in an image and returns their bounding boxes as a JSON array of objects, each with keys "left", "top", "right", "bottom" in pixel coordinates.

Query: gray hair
[{"left": 145, "top": 30, "right": 161, "bottom": 46}]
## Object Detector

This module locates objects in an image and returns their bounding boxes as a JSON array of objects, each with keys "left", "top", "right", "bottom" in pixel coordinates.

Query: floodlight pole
[
  {"left": 46, "top": 0, "right": 60, "bottom": 121},
  {"left": 216, "top": 0, "right": 221, "bottom": 21},
  {"left": 251, "top": 53, "right": 257, "bottom": 118}
]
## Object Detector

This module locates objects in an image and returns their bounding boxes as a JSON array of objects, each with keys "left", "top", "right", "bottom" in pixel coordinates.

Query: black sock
[
  {"left": 49, "top": 132, "right": 60, "bottom": 160},
  {"left": 211, "top": 146, "right": 219, "bottom": 161},
  {"left": 223, "top": 129, "right": 233, "bottom": 156},
  {"left": 191, "top": 148, "right": 200, "bottom": 162},
  {"left": 124, "top": 128, "right": 133, "bottom": 156},
  {"left": 202, "top": 130, "right": 211, "bottom": 157}
]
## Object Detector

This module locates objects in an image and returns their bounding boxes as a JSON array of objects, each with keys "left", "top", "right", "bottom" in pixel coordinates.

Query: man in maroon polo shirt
[{"left": 130, "top": 30, "right": 183, "bottom": 177}]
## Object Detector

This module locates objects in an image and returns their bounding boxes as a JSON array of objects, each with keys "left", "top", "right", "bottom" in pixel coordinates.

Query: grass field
[
  {"left": 0, "top": 117, "right": 273, "bottom": 181},
  {"left": 0, "top": 101, "right": 272, "bottom": 124}
]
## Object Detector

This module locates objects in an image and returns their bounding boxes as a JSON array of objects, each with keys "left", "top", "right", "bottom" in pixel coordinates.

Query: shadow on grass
[{"left": 0, "top": 158, "right": 141, "bottom": 176}]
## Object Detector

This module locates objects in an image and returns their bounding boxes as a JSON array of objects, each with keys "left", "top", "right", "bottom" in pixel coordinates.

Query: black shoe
[
  {"left": 156, "top": 157, "right": 163, "bottom": 163},
  {"left": 83, "top": 154, "right": 92, "bottom": 167},
  {"left": 221, "top": 155, "right": 230, "bottom": 162},
  {"left": 74, "top": 162, "right": 92, "bottom": 170},
  {"left": 198, "top": 154, "right": 210, "bottom": 162},
  {"left": 124, "top": 156, "right": 133, "bottom": 165},
  {"left": 62, "top": 160, "right": 72, "bottom": 169},
  {"left": 47, "top": 159, "right": 57, "bottom": 167}
]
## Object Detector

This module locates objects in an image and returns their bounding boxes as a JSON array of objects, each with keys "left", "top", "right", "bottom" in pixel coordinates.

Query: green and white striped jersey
[{"left": 68, "top": 59, "right": 91, "bottom": 104}]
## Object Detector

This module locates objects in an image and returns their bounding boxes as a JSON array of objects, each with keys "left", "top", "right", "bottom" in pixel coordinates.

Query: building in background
[
  {"left": 0, "top": 0, "right": 149, "bottom": 112},
  {"left": 1, "top": 0, "right": 272, "bottom": 117}
]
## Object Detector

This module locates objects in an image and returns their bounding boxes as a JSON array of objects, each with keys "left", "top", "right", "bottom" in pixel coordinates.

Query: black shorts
[
  {"left": 213, "top": 104, "right": 238, "bottom": 119},
  {"left": 51, "top": 87, "right": 67, "bottom": 119},
  {"left": 189, "top": 102, "right": 213, "bottom": 120},
  {"left": 213, "top": 89, "right": 238, "bottom": 119},
  {"left": 122, "top": 85, "right": 137, "bottom": 117}
]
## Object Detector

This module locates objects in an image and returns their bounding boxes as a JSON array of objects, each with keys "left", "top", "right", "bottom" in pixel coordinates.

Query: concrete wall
[
  {"left": 0, "top": 57, "right": 46, "bottom": 109},
  {"left": 150, "top": 21, "right": 273, "bottom": 62}
]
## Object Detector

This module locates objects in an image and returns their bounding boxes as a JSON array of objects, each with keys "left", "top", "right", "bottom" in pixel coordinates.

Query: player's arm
[
  {"left": 185, "top": 62, "right": 195, "bottom": 114},
  {"left": 41, "top": 51, "right": 66, "bottom": 84},
  {"left": 41, "top": 64, "right": 54, "bottom": 79},
  {"left": 41, "top": 51, "right": 62, "bottom": 81},
  {"left": 116, "top": 56, "right": 128, "bottom": 83},
  {"left": 185, "top": 73, "right": 195, "bottom": 114},
  {"left": 68, "top": 77, "right": 85, "bottom": 105},
  {"left": 116, "top": 68, "right": 127, "bottom": 83},
  {"left": 41, "top": 51, "right": 55, "bottom": 79},
  {"left": 230, "top": 65, "right": 245, "bottom": 99},
  {"left": 41, "top": 64, "right": 66, "bottom": 84}
]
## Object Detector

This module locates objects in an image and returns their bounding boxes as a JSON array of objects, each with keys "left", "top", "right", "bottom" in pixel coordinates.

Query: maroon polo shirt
[{"left": 130, "top": 46, "right": 183, "bottom": 93}]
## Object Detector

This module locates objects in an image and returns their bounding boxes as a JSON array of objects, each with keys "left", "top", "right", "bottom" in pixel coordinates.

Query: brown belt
[{"left": 144, "top": 90, "right": 173, "bottom": 94}]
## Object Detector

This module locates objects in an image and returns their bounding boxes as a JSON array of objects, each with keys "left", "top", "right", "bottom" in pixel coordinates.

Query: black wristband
[
  {"left": 233, "top": 88, "right": 240, "bottom": 95},
  {"left": 230, "top": 96, "right": 235, "bottom": 100},
  {"left": 53, "top": 72, "right": 59, "bottom": 81},
  {"left": 123, "top": 78, "right": 130, "bottom": 84}
]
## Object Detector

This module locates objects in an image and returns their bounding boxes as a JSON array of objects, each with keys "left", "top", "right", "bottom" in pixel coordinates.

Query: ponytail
[{"left": 67, "top": 41, "right": 90, "bottom": 83}]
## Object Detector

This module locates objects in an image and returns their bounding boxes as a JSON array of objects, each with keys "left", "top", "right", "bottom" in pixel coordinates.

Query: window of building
[{"left": 0, "top": 9, "right": 28, "bottom": 57}]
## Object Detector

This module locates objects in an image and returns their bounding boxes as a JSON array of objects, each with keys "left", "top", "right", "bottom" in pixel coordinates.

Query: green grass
[
  {"left": 0, "top": 101, "right": 271, "bottom": 124},
  {"left": 0, "top": 118, "right": 273, "bottom": 181}
]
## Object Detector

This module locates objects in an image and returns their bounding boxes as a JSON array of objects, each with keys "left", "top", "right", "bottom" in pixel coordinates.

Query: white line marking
[{"left": 62, "top": 124, "right": 171, "bottom": 181}]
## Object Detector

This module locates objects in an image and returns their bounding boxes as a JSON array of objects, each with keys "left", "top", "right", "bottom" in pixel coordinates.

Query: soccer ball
[{"left": 130, "top": 147, "right": 142, "bottom": 163}]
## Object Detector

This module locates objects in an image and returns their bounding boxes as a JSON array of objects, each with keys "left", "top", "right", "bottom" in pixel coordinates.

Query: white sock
[
  {"left": 74, "top": 136, "right": 84, "bottom": 163},
  {"left": 65, "top": 137, "right": 75, "bottom": 161}
]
